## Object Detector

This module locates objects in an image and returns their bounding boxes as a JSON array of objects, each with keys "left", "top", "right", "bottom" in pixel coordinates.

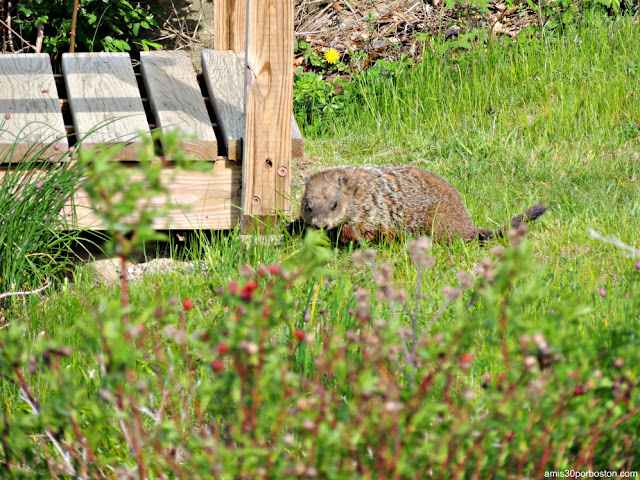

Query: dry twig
[{"left": 0, "top": 282, "right": 50, "bottom": 301}]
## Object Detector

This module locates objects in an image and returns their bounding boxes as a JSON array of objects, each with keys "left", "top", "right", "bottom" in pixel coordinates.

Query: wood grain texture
[
  {"left": 214, "top": 0, "right": 246, "bottom": 51},
  {"left": 291, "top": 115, "right": 304, "bottom": 159},
  {"left": 140, "top": 51, "right": 217, "bottom": 160},
  {"left": 0, "top": 54, "right": 68, "bottom": 163},
  {"left": 242, "top": 0, "right": 294, "bottom": 229},
  {"left": 69, "top": 159, "right": 242, "bottom": 230},
  {"left": 62, "top": 53, "right": 150, "bottom": 161},
  {"left": 201, "top": 49, "right": 245, "bottom": 161},
  {"left": 202, "top": 49, "right": 303, "bottom": 161}
]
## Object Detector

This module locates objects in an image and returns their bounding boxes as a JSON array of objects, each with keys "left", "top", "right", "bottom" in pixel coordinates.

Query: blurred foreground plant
[{"left": 1, "top": 218, "right": 639, "bottom": 477}]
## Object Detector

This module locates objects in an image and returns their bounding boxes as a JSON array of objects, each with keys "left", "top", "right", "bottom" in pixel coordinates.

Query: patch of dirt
[
  {"left": 294, "top": 0, "right": 537, "bottom": 67},
  {"left": 141, "top": 0, "right": 538, "bottom": 72},
  {"left": 141, "top": 0, "right": 215, "bottom": 70},
  {"left": 91, "top": 257, "right": 207, "bottom": 286},
  {"left": 70, "top": 233, "right": 209, "bottom": 286}
]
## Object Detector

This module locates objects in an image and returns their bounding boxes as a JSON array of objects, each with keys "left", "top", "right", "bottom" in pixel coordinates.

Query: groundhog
[{"left": 287, "top": 165, "right": 547, "bottom": 244}]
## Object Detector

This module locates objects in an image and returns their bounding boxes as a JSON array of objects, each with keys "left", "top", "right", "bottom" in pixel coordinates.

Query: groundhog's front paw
[{"left": 338, "top": 225, "right": 361, "bottom": 244}]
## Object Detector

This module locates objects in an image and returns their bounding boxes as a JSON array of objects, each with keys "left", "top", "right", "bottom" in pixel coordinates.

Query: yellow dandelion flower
[{"left": 324, "top": 48, "right": 340, "bottom": 65}]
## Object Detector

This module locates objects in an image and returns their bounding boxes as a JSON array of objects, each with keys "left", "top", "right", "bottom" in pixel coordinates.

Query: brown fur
[{"left": 290, "top": 165, "right": 547, "bottom": 244}]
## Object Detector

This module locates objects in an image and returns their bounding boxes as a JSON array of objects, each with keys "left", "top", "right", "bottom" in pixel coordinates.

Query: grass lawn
[{"left": 1, "top": 11, "right": 639, "bottom": 478}]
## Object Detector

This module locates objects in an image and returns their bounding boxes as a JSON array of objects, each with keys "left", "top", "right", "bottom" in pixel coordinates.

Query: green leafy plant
[
  {"left": 11, "top": 0, "right": 162, "bottom": 57},
  {"left": 0, "top": 135, "right": 82, "bottom": 305}
]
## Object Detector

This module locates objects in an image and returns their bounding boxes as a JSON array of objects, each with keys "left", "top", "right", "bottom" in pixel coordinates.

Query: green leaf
[
  {"left": 18, "top": 6, "right": 33, "bottom": 16},
  {"left": 140, "top": 39, "right": 162, "bottom": 51}
]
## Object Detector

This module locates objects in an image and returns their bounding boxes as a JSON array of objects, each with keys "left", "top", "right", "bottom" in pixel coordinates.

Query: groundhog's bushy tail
[{"left": 476, "top": 204, "right": 547, "bottom": 242}]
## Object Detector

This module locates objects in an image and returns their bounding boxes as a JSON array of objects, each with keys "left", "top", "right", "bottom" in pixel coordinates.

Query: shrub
[{"left": 11, "top": 0, "right": 161, "bottom": 56}]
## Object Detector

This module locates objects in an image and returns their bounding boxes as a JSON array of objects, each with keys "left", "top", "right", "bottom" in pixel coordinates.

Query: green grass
[
  {"left": 1, "top": 11, "right": 640, "bottom": 476},
  {"left": 296, "top": 12, "right": 640, "bottom": 311},
  {"left": 6, "top": 10, "right": 640, "bottom": 392}
]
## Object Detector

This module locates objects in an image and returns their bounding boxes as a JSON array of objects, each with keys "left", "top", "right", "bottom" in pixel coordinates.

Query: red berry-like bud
[
  {"left": 294, "top": 329, "right": 305, "bottom": 340},
  {"left": 212, "top": 360, "right": 224, "bottom": 372},
  {"left": 246, "top": 281, "right": 258, "bottom": 291},
  {"left": 228, "top": 282, "right": 238, "bottom": 295},
  {"left": 269, "top": 264, "right": 281, "bottom": 275},
  {"left": 218, "top": 343, "right": 229, "bottom": 354},
  {"left": 458, "top": 353, "right": 473, "bottom": 363},
  {"left": 240, "top": 286, "right": 254, "bottom": 302},
  {"left": 498, "top": 373, "right": 507, "bottom": 383},
  {"left": 573, "top": 386, "right": 583, "bottom": 396},
  {"left": 182, "top": 298, "right": 194, "bottom": 311},
  {"left": 256, "top": 265, "right": 269, "bottom": 277}
]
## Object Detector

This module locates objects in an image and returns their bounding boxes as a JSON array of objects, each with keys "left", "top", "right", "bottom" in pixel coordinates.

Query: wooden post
[
  {"left": 240, "top": 0, "right": 293, "bottom": 231},
  {"left": 214, "top": 0, "right": 246, "bottom": 51}
]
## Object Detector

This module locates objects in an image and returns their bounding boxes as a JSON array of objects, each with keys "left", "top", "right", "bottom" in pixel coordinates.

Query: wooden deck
[{"left": 0, "top": 49, "right": 302, "bottom": 230}]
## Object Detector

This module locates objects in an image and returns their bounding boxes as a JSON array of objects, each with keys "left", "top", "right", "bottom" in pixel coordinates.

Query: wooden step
[
  {"left": 140, "top": 50, "right": 218, "bottom": 160},
  {"left": 0, "top": 54, "right": 68, "bottom": 163},
  {"left": 62, "top": 52, "right": 151, "bottom": 161}
]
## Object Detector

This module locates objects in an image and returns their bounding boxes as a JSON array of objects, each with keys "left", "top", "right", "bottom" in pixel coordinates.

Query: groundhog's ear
[
  {"left": 301, "top": 173, "right": 310, "bottom": 185},
  {"left": 339, "top": 176, "right": 354, "bottom": 193}
]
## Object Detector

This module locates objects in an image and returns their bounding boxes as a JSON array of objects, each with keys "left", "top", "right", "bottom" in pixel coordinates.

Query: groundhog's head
[{"left": 300, "top": 169, "right": 353, "bottom": 230}]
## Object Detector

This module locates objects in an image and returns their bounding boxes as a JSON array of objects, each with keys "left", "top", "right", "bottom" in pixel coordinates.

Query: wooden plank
[
  {"left": 214, "top": 0, "right": 246, "bottom": 51},
  {"left": 70, "top": 159, "right": 242, "bottom": 230},
  {"left": 201, "top": 49, "right": 245, "bottom": 161},
  {"left": 202, "top": 49, "right": 303, "bottom": 161},
  {"left": 241, "top": 0, "right": 294, "bottom": 230},
  {"left": 140, "top": 51, "right": 218, "bottom": 160},
  {"left": 0, "top": 54, "right": 68, "bottom": 163},
  {"left": 292, "top": 115, "right": 304, "bottom": 159},
  {"left": 62, "top": 53, "right": 150, "bottom": 161}
]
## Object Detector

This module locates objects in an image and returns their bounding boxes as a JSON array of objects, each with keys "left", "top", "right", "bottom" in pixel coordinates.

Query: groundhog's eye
[
  {"left": 306, "top": 205, "right": 312, "bottom": 213},
  {"left": 331, "top": 202, "right": 338, "bottom": 211}
]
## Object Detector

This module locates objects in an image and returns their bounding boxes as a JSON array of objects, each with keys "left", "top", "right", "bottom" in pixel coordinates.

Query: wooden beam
[
  {"left": 202, "top": 49, "right": 304, "bottom": 161},
  {"left": 62, "top": 52, "right": 151, "bottom": 161},
  {"left": 241, "top": 0, "right": 294, "bottom": 230},
  {"left": 201, "top": 50, "right": 245, "bottom": 161},
  {"left": 69, "top": 159, "right": 242, "bottom": 230},
  {"left": 214, "top": 0, "right": 246, "bottom": 51},
  {"left": 291, "top": 114, "right": 304, "bottom": 160},
  {"left": 140, "top": 50, "right": 218, "bottom": 160},
  {"left": 0, "top": 54, "right": 68, "bottom": 163}
]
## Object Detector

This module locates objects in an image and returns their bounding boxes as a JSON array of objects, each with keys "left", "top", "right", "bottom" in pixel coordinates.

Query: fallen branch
[{"left": 0, "top": 282, "right": 50, "bottom": 301}]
